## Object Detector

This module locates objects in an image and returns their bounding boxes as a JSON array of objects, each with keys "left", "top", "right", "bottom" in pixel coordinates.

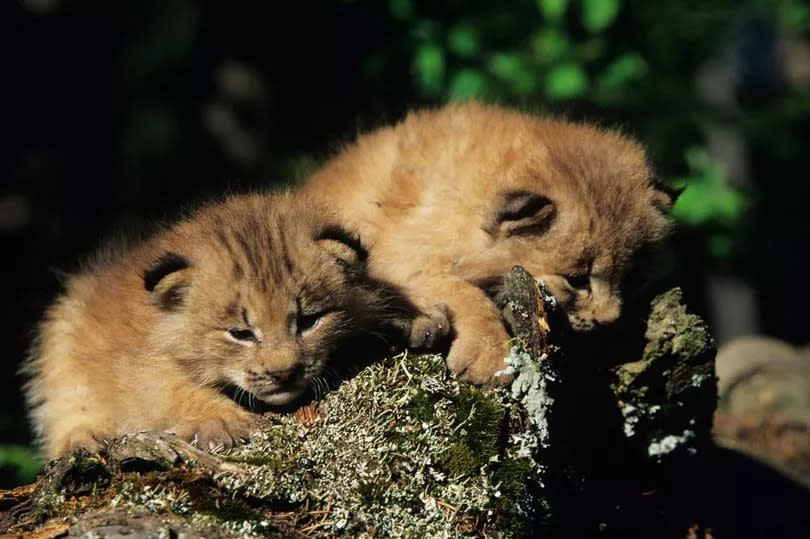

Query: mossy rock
[
  {"left": 0, "top": 284, "right": 721, "bottom": 537},
  {"left": 4, "top": 353, "right": 545, "bottom": 537}
]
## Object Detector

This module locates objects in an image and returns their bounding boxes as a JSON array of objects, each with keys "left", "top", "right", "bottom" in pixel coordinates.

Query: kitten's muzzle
[
  {"left": 247, "top": 365, "right": 302, "bottom": 385},
  {"left": 246, "top": 365, "right": 307, "bottom": 406}
]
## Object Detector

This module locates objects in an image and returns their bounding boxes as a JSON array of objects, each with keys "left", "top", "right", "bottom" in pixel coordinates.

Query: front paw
[
  {"left": 55, "top": 426, "right": 116, "bottom": 457},
  {"left": 167, "top": 407, "right": 257, "bottom": 451},
  {"left": 408, "top": 303, "right": 451, "bottom": 350},
  {"left": 445, "top": 320, "right": 513, "bottom": 387}
]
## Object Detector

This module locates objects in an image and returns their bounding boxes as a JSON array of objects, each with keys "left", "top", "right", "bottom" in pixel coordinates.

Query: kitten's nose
[{"left": 268, "top": 367, "right": 297, "bottom": 383}]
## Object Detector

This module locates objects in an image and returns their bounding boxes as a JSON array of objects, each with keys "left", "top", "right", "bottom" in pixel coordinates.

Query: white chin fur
[
  {"left": 567, "top": 314, "right": 596, "bottom": 332},
  {"left": 258, "top": 387, "right": 305, "bottom": 405}
]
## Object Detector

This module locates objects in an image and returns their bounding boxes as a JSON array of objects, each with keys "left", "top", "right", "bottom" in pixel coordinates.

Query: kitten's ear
[
  {"left": 488, "top": 191, "right": 556, "bottom": 237},
  {"left": 143, "top": 252, "right": 191, "bottom": 311},
  {"left": 315, "top": 225, "right": 368, "bottom": 267},
  {"left": 650, "top": 177, "right": 684, "bottom": 212}
]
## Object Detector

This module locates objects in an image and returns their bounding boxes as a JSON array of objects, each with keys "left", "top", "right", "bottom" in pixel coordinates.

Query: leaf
[
  {"left": 595, "top": 52, "right": 647, "bottom": 95},
  {"left": 448, "top": 24, "right": 480, "bottom": 58},
  {"left": 447, "top": 69, "right": 489, "bottom": 100},
  {"left": 672, "top": 183, "right": 719, "bottom": 226},
  {"left": 672, "top": 148, "right": 746, "bottom": 227},
  {"left": 544, "top": 63, "right": 588, "bottom": 99},
  {"left": 537, "top": 0, "right": 568, "bottom": 21},
  {"left": 489, "top": 53, "right": 525, "bottom": 81},
  {"left": 489, "top": 53, "right": 537, "bottom": 95},
  {"left": 532, "top": 29, "right": 570, "bottom": 63},
  {"left": 413, "top": 43, "right": 445, "bottom": 95},
  {"left": 582, "top": 0, "right": 621, "bottom": 33}
]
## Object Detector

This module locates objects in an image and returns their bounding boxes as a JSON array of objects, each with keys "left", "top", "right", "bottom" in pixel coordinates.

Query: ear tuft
[
  {"left": 143, "top": 252, "right": 190, "bottom": 291},
  {"left": 650, "top": 177, "right": 685, "bottom": 212},
  {"left": 489, "top": 191, "right": 555, "bottom": 237},
  {"left": 315, "top": 225, "right": 368, "bottom": 266},
  {"left": 143, "top": 252, "right": 191, "bottom": 311}
]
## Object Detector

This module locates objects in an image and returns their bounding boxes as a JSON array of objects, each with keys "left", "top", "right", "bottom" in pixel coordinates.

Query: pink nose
[{"left": 269, "top": 368, "right": 296, "bottom": 382}]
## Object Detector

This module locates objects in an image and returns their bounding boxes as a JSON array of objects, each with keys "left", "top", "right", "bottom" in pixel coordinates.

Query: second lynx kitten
[{"left": 304, "top": 103, "right": 679, "bottom": 385}]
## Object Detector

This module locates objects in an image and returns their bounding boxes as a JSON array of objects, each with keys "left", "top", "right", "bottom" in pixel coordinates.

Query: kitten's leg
[
  {"left": 31, "top": 368, "right": 119, "bottom": 459},
  {"left": 405, "top": 277, "right": 513, "bottom": 386},
  {"left": 44, "top": 379, "right": 256, "bottom": 456},
  {"left": 160, "top": 381, "right": 258, "bottom": 451}
]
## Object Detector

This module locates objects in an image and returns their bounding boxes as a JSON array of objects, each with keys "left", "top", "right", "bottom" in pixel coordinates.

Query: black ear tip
[
  {"left": 652, "top": 177, "right": 685, "bottom": 203},
  {"left": 143, "top": 252, "right": 190, "bottom": 291},
  {"left": 495, "top": 191, "right": 554, "bottom": 224},
  {"left": 315, "top": 224, "right": 368, "bottom": 262}
]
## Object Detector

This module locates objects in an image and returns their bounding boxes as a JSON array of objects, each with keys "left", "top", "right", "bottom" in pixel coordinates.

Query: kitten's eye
[
  {"left": 564, "top": 274, "right": 591, "bottom": 291},
  {"left": 228, "top": 328, "right": 257, "bottom": 343},
  {"left": 297, "top": 312, "right": 324, "bottom": 335}
]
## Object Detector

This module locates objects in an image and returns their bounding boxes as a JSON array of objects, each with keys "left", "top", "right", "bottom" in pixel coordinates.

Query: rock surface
[{"left": 713, "top": 336, "right": 810, "bottom": 488}]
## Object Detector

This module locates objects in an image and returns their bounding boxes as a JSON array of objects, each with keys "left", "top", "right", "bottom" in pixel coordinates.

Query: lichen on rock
[
  {"left": 218, "top": 351, "right": 544, "bottom": 536},
  {"left": 611, "top": 288, "right": 717, "bottom": 462}
]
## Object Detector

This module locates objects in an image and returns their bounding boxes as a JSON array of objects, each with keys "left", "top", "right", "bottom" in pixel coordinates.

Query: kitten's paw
[
  {"left": 168, "top": 407, "right": 257, "bottom": 452},
  {"left": 55, "top": 426, "right": 115, "bottom": 457},
  {"left": 408, "top": 303, "right": 451, "bottom": 349},
  {"left": 446, "top": 322, "right": 514, "bottom": 387}
]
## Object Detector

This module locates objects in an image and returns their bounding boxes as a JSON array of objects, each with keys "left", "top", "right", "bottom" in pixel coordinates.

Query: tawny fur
[
  {"left": 23, "top": 192, "right": 420, "bottom": 459},
  {"left": 304, "top": 102, "right": 677, "bottom": 385}
]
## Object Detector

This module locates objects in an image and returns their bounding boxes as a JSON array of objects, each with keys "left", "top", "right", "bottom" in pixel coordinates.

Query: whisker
[
  {"left": 324, "top": 365, "right": 341, "bottom": 384},
  {"left": 310, "top": 379, "right": 320, "bottom": 401},
  {"left": 313, "top": 377, "right": 322, "bottom": 401}
]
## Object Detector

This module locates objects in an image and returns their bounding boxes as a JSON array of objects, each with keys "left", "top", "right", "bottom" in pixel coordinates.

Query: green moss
[
  {"left": 443, "top": 443, "right": 480, "bottom": 477},
  {"left": 441, "top": 387, "right": 505, "bottom": 477},
  {"left": 492, "top": 458, "right": 534, "bottom": 537},
  {"left": 407, "top": 388, "right": 443, "bottom": 424}
]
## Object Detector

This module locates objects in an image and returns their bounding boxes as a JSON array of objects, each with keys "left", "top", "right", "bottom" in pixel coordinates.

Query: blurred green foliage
[
  {"left": 673, "top": 148, "right": 747, "bottom": 258},
  {"left": 399, "top": 0, "right": 650, "bottom": 102},
  {"left": 0, "top": 444, "right": 39, "bottom": 485},
  {"left": 673, "top": 148, "right": 746, "bottom": 229}
]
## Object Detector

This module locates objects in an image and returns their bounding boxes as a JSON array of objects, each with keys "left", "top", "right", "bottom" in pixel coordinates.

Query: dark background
[{"left": 2, "top": 0, "right": 809, "bottom": 485}]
